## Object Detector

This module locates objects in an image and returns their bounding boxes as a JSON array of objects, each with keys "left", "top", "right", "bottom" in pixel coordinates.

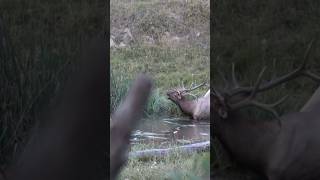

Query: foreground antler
[
  {"left": 110, "top": 75, "right": 152, "bottom": 179},
  {"left": 229, "top": 67, "right": 288, "bottom": 119},
  {"left": 218, "top": 40, "right": 320, "bottom": 119},
  {"left": 227, "top": 40, "right": 320, "bottom": 99},
  {"left": 213, "top": 43, "right": 320, "bottom": 180}
]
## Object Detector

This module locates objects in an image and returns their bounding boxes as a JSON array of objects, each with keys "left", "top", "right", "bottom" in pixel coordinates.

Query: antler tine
[
  {"left": 185, "top": 92, "right": 198, "bottom": 99},
  {"left": 271, "top": 58, "right": 277, "bottom": 80},
  {"left": 230, "top": 66, "right": 267, "bottom": 110},
  {"left": 250, "top": 66, "right": 267, "bottom": 99},
  {"left": 184, "top": 82, "right": 206, "bottom": 93},
  {"left": 232, "top": 63, "right": 240, "bottom": 87},
  {"left": 190, "top": 82, "right": 194, "bottom": 89},
  {"left": 299, "top": 38, "right": 315, "bottom": 71},
  {"left": 230, "top": 94, "right": 288, "bottom": 127},
  {"left": 229, "top": 39, "right": 319, "bottom": 98},
  {"left": 217, "top": 69, "right": 230, "bottom": 89},
  {"left": 230, "top": 66, "right": 287, "bottom": 121},
  {"left": 303, "top": 71, "right": 320, "bottom": 82}
]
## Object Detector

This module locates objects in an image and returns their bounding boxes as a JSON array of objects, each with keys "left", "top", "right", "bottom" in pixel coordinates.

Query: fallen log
[{"left": 129, "top": 141, "right": 210, "bottom": 160}]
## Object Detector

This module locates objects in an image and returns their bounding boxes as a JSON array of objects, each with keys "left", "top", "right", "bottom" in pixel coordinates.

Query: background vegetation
[
  {"left": 110, "top": 0, "right": 210, "bottom": 116},
  {"left": 0, "top": 0, "right": 106, "bottom": 169},
  {"left": 213, "top": 0, "right": 320, "bottom": 179}
]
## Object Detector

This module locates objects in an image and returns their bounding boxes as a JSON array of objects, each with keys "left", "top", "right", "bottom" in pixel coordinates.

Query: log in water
[{"left": 129, "top": 141, "right": 210, "bottom": 159}]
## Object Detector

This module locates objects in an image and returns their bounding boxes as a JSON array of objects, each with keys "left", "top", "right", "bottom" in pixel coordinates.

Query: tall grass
[
  {"left": 119, "top": 144, "right": 210, "bottom": 180},
  {"left": 0, "top": 0, "right": 106, "bottom": 167},
  {"left": 110, "top": 68, "right": 181, "bottom": 117}
]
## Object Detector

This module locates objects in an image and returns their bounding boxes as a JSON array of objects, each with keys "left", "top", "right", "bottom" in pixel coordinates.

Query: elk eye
[{"left": 218, "top": 109, "right": 228, "bottom": 119}]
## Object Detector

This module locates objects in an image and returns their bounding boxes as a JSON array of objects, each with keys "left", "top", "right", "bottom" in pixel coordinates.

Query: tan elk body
[
  {"left": 167, "top": 83, "right": 210, "bottom": 120},
  {"left": 213, "top": 53, "right": 320, "bottom": 180}
]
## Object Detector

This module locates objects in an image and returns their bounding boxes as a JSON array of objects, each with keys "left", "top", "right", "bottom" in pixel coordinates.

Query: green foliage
[
  {"left": 168, "top": 152, "right": 210, "bottom": 180},
  {"left": 0, "top": 0, "right": 105, "bottom": 166},
  {"left": 119, "top": 142, "right": 210, "bottom": 180},
  {"left": 110, "top": 69, "right": 132, "bottom": 113},
  {"left": 111, "top": 0, "right": 209, "bottom": 47},
  {"left": 110, "top": 46, "right": 210, "bottom": 117}
]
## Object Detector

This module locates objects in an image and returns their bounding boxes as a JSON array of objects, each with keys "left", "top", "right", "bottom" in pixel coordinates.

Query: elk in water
[
  {"left": 167, "top": 83, "right": 210, "bottom": 121},
  {"left": 213, "top": 44, "right": 320, "bottom": 180}
]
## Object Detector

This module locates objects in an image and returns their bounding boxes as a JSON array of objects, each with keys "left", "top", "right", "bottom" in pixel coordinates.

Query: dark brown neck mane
[{"left": 214, "top": 110, "right": 280, "bottom": 172}]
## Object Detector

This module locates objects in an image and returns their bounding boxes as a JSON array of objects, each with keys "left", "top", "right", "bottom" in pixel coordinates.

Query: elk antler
[
  {"left": 175, "top": 82, "right": 207, "bottom": 99},
  {"left": 182, "top": 82, "right": 207, "bottom": 93},
  {"left": 228, "top": 40, "right": 320, "bottom": 98},
  {"left": 229, "top": 67, "right": 288, "bottom": 126},
  {"left": 230, "top": 67, "right": 288, "bottom": 116}
]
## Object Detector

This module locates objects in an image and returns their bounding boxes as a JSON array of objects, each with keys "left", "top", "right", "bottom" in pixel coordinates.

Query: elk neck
[
  {"left": 174, "top": 97, "right": 197, "bottom": 116},
  {"left": 214, "top": 110, "right": 281, "bottom": 172}
]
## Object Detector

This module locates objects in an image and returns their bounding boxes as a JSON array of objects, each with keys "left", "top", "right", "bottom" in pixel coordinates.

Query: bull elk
[
  {"left": 167, "top": 83, "right": 210, "bottom": 121},
  {"left": 213, "top": 43, "right": 320, "bottom": 179},
  {"left": 0, "top": 33, "right": 152, "bottom": 180}
]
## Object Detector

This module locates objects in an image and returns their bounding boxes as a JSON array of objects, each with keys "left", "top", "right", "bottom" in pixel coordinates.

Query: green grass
[
  {"left": 110, "top": 46, "right": 210, "bottom": 116},
  {"left": 111, "top": 0, "right": 209, "bottom": 48},
  {"left": 119, "top": 142, "right": 210, "bottom": 180},
  {"left": 0, "top": 0, "right": 105, "bottom": 167},
  {"left": 110, "top": 0, "right": 210, "bottom": 116}
]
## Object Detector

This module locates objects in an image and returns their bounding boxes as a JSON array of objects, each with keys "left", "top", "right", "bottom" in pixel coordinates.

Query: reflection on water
[{"left": 131, "top": 117, "right": 210, "bottom": 147}]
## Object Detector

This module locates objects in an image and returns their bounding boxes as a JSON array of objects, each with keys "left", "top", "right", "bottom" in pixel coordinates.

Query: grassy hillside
[{"left": 110, "top": 0, "right": 210, "bottom": 115}]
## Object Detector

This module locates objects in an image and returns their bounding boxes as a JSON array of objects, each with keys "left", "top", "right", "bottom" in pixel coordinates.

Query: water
[{"left": 131, "top": 117, "right": 210, "bottom": 147}]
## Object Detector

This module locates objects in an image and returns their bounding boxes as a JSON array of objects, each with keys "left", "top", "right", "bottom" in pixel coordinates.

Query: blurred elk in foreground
[
  {"left": 110, "top": 75, "right": 152, "bottom": 179},
  {"left": 167, "top": 83, "right": 210, "bottom": 121},
  {"left": 0, "top": 33, "right": 152, "bottom": 180},
  {"left": 213, "top": 42, "right": 320, "bottom": 180}
]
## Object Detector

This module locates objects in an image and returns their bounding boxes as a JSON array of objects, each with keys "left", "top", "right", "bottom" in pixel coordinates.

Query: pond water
[{"left": 130, "top": 117, "right": 210, "bottom": 148}]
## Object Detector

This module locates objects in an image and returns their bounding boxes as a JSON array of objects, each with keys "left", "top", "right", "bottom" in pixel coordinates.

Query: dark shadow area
[
  {"left": 0, "top": 0, "right": 106, "bottom": 174},
  {"left": 212, "top": 0, "right": 320, "bottom": 179}
]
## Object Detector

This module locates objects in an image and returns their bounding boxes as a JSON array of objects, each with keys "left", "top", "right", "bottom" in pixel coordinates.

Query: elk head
[
  {"left": 167, "top": 82, "right": 207, "bottom": 101},
  {"left": 166, "top": 88, "right": 185, "bottom": 101},
  {"left": 167, "top": 83, "right": 208, "bottom": 119}
]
